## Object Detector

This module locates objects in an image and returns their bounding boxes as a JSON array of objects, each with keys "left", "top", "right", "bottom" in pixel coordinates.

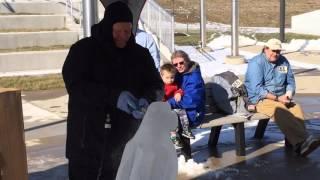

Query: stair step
[
  {"left": 0, "top": 2, "right": 66, "bottom": 14},
  {"left": 0, "top": 31, "right": 78, "bottom": 50},
  {"left": 0, "top": 50, "right": 69, "bottom": 73},
  {"left": 0, "top": 15, "right": 66, "bottom": 31}
]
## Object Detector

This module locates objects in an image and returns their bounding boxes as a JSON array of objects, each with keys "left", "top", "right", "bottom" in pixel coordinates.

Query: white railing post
[
  {"left": 65, "top": 0, "right": 73, "bottom": 18},
  {"left": 158, "top": 5, "right": 162, "bottom": 45},
  {"left": 171, "top": 14, "right": 175, "bottom": 51}
]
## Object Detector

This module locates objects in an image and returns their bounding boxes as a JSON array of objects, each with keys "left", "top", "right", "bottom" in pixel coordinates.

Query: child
[{"left": 160, "top": 64, "right": 195, "bottom": 142}]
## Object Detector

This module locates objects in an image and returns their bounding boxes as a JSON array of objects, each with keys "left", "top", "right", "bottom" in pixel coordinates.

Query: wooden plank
[
  {"left": 199, "top": 113, "right": 247, "bottom": 128},
  {"left": 248, "top": 113, "right": 270, "bottom": 121},
  {"left": 0, "top": 89, "right": 28, "bottom": 180},
  {"left": 200, "top": 112, "right": 271, "bottom": 129}
]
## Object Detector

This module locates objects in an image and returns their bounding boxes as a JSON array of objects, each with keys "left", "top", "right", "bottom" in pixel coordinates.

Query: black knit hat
[
  {"left": 91, "top": 1, "right": 134, "bottom": 45},
  {"left": 104, "top": 1, "right": 133, "bottom": 26}
]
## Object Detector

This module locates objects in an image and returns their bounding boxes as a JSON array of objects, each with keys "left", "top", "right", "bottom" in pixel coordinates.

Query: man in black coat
[{"left": 62, "top": 2, "right": 163, "bottom": 179}]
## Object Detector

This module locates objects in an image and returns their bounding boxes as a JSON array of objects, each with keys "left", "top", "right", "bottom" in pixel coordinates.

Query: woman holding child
[{"left": 162, "top": 50, "right": 206, "bottom": 147}]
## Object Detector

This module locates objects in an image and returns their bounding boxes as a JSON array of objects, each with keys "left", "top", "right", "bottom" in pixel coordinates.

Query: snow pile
[
  {"left": 207, "top": 35, "right": 257, "bottom": 50},
  {"left": 302, "top": 39, "right": 320, "bottom": 51},
  {"left": 270, "top": 39, "right": 320, "bottom": 52},
  {"left": 177, "top": 155, "right": 209, "bottom": 179},
  {"left": 175, "top": 22, "right": 291, "bottom": 34},
  {"left": 282, "top": 39, "right": 308, "bottom": 52},
  {"left": 208, "top": 36, "right": 320, "bottom": 52}
]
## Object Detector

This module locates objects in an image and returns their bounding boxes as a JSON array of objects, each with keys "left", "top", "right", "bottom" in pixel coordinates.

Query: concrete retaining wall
[
  {"left": 0, "top": 2, "right": 66, "bottom": 14},
  {"left": 291, "top": 10, "right": 320, "bottom": 36},
  {"left": 0, "top": 15, "right": 66, "bottom": 31},
  {"left": 0, "top": 31, "right": 78, "bottom": 49},
  {"left": 0, "top": 50, "right": 68, "bottom": 72}
]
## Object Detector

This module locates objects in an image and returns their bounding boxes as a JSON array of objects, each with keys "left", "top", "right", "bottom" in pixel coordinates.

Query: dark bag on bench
[{"left": 209, "top": 71, "right": 248, "bottom": 115}]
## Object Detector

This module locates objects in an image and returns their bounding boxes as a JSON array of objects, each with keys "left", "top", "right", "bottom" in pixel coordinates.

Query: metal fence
[{"left": 140, "top": 0, "right": 174, "bottom": 52}]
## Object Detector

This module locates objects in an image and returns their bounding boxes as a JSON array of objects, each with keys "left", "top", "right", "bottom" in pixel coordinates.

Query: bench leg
[
  {"left": 180, "top": 136, "right": 192, "bottom": 160},
  {"left": 233, "top": 123, "right": 246, "bottom": 156},
  {"left": 208, "top": 126, "right": 222, "bottom": 147},
  {"left": 254, "top": 119, "right": 270, "bottom": 139}
]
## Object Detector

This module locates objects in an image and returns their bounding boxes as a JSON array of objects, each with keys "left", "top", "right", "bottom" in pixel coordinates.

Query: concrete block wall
[
  {"left": 0, "top": 31, "right": 78, "bottom": 50},
  {"left": 0, "top": 2, "right": 66, "bottom": 14},
  {"left": 0, "top": 1, "right": 79, "bottom": 75},
  {"left": 0, "top": 15, "right": 66, "bottom": 31},
  {"left": 291, "top": 10, "right": 320, "bottom": 36},
  {"left": 0, "top": 50, "right": 68, "bottom": 72}
]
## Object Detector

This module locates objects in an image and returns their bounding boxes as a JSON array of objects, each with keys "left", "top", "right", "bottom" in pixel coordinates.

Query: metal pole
[
  {"left": 280, "top": 0, "right": 285, "bottom": 42},
  {"left": 186, "top": 14, "right": 189, "bottom": 33},
  {"left": 200, "top": 0, "right": 206, "bottom": 48},
  {"left": 171, "top": 12, "right": 175, "bottom": 52},
  {"left": 231, "top": 0, "right": 239, "bottom": 56},
  {"left": 82, "top": 0, "right": 98, "bottom": 37}
]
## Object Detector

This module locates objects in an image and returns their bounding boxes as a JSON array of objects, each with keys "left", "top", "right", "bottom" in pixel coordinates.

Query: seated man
[{"left": 245, "top": 38, "right": 320, "bottom": 157}]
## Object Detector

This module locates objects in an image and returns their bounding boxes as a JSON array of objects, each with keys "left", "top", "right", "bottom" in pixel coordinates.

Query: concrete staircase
[{"left": 0, "top": 0, "right": 81, "bottom": 76}]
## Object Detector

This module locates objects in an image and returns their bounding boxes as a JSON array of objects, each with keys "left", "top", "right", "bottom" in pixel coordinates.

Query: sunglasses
[
  {"left": 272, "top": 50, "right": 281, "bottom": 54},
  {"left": 173, "top": 61, "right": 184, "bottom": 67}
]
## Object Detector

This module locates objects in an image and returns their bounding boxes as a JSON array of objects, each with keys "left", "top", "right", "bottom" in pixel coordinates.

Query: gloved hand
[
  {"left": 131, "top": 98, "right": 149, "bottom": 119},
  {"left": 132, "top": 110, "right": 145, "bottom": 119},
  {"left": 117, "top": 91, "right": 138, "bottom": 114},
  {"left": 138, "top": 98, "right": 149, "bottom": 112}
]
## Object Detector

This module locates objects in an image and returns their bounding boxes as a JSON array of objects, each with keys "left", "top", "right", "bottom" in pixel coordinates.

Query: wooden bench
[
  {"left": 179, "top": 82, "right": 271, "bottom": 159},
  {"left": 179, "top": 82, "right": 316, "bottom": 160}
]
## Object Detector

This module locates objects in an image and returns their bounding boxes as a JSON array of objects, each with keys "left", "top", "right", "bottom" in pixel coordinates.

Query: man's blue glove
[
  {"left": 138, "top": 98, "right": 149, "bottom": 112},
  {"left": 131, "top": 98, "right": 149, "bottom": 119},
  {"left": 132, "top": 110, "right": 145, "bottom": 119},
  {"left": 117, "top": 91, "right": 138, "bottom": 114},
  {"left": 117, "top": 92, "right": 148, "bottom": 120}
]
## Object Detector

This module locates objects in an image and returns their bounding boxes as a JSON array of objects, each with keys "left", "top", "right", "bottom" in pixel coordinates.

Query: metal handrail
[
  {"left": 140, "top": 0, "right": 175, "bottom": 52},
  {"left": 65, "top": 0, "right": 73, "bottom": 18}
]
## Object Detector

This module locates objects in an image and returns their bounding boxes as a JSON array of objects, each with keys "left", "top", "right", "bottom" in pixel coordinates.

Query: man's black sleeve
[
  {"left": 140, "top": 48, "right": 163, "bottom": 101},
  {"left": 62, "top": 41, "right": 120, "bottom": 108}
]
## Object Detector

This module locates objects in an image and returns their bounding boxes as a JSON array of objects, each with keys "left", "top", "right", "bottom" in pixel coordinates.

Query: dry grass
[
  {"left": 0, "top": 74, "right": 65, "bottom": 91},
  {"left": 156, "top": 0, "right": 320, "bottom": 27},
  {"left": 0, "top": 45, "right": 71, "bottom": 53},
  {"left": 175, "top": 31, "right": 320, "bottom": 45},
  {"left": 0, "top": 28, "right": 69, "bottom": 33}
]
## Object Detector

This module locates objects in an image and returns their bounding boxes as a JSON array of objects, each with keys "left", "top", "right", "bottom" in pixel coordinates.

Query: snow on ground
[
  {"left": 175, "top": 21, "right": 293, "bottom": 34},
  {"left": 176, "top": 46, "right": 256, "bottom": 77},
  {"left": 177, "top": 36, "right": 320, "bottom": 78},
  {"left": 207, "top": 35, "right": 320, "bottom": 52},
  {"left": 207, "top": 35, "right": 257, "bottom": 50},
  {"left": 177, "top": 155, "right": 209, "bottom": 179}
]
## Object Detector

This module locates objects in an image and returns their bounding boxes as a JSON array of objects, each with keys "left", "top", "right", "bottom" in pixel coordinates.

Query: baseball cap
[{"left": 265, "top": 38, "right": 282, "bottom": 50}]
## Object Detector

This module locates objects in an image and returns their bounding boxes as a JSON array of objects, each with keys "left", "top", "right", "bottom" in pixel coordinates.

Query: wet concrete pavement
[
  {"left": 26, "top": 117, "right": 320, "bottom": 180},
  {"left": 23, "top": 87, "right": 320, "bottom": 180},
  {"left": 21, "top": 58, "right": 320, "bottom": 179},
  {"left": 188, "top": 120, "right": 320, "bottom": 179}
]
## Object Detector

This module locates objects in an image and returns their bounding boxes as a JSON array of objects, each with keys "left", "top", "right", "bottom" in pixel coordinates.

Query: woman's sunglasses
[{"left": 173, "top": 61, "right": 184, "bottom": 67}]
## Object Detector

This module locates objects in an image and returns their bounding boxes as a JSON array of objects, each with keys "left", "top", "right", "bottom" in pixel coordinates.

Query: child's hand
[{"left": 174, "top": 93, "right": 182, "bottom": 102}]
